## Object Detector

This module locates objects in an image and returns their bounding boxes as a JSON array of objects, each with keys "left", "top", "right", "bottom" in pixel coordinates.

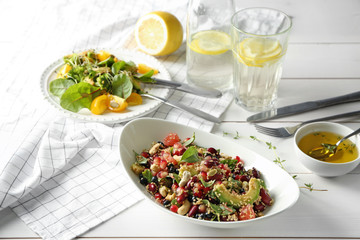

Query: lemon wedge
[
  {"left": 189, "top": 30, "right": 231, "bottom": 55},
  {"left": 236, "top": 38, "right": 282, "bottom": 67},
  {"left": 135, "top": 11, "right": 183, "bottom": 56}
]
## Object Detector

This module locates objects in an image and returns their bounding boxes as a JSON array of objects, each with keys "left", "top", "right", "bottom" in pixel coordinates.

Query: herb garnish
[
  {"left": 183, "top": 132, "right": 196, "bottom": 147},
  {"left": 180, "top": 146, "right": 200, "bottom": 163},
  {"left": 141, "top": 169, "right": 152, "bottom": 183}
]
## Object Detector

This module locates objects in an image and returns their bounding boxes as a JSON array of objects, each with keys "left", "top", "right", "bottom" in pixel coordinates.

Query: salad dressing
[{"left": 298, "top": 131, "right": 358, "bottom": 163}]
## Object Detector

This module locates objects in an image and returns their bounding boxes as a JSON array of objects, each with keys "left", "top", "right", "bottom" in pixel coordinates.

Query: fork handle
[{"left": 303, "top": 110, "right": 360, "bottom": 125}]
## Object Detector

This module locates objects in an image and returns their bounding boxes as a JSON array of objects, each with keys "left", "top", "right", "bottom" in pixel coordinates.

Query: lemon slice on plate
[
  {"left": 135, "top": 11, "right": 183, "bottom": 56},
  {"left": 189, "top": 30, "right": 231, "bottom": 55}
]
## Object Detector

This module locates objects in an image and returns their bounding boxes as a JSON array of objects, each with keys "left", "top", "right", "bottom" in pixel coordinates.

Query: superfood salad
[
  {"left": 49, "top": 49, "right": 159, "bottom": 115},
  {"left": 131, "top": 133, "right": 273, "bottom": 222}
]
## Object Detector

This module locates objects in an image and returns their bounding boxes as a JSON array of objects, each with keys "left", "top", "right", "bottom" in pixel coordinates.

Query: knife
[
  {"left": 247, "top": 91, "right": 360, "bottom": 122},
  {"left": 144, "top": 78, "right": 223, "bottom": 98}
]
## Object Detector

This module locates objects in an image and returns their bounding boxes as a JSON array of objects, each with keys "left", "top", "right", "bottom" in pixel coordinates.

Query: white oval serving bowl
[
  {"left": 294, "top": 122, "right": 360, "bottom": 177},
  {"left": 119, "top": 118, "right": 299, "bottom": 228}
]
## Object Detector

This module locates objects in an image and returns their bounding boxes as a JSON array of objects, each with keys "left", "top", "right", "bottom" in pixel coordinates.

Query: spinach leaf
[
  {"left": 112, "top": 73, "right": 133, "bottom": 99},
  {"left": 60, "top": 82, "right": 101, "bottom": 112},
  {"left": 97, "top": 56, "right": 115, "bottom": 67},
  {"left": 112, "top": 60, "right": 125, "bottom": 74},
  {"left": 135, "top": 70, "right": 155, "bottom": 83},
  {"left": 49, "top": 78, "right": 75, "bottom": 97},
  {"left": 180, "top": 146, "right": 200, "bottom": 163}
]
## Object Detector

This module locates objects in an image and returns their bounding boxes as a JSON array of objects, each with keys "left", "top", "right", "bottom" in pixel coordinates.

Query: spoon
[{"left": 308, "top": 127, "right": 360, "bottom": 160}]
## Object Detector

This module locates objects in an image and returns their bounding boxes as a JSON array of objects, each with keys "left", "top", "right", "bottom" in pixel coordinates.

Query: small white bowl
[
  {"left": 294, "top": 122, "right": 360, "bottom": 177},
  {"left": 120, "top": 118, "right": 299, "bottom": 228}
]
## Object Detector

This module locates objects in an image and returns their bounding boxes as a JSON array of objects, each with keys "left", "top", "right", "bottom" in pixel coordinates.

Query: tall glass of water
[
  {"left": 231, "top": 7, "right": 292, "bottom": 111},
  {"left": 186, "top": 0, "right": 235, "bottom": 91}
]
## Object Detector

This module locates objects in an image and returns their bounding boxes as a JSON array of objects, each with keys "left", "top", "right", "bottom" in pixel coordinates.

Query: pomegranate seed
[
  {"left": 157, "top": 170, "right": 168, "bottom": 178},
  {"left": 176, "top": 186, "right": 187, "bottom": 196},
  {"left": 188, "top": 205, "right": 198, "bottom": 217},
  {"left": 160, "top": 160, "right": 167, "bottom": 169},
  {"left": 170, "top": 205, "right": 178, "bottom": 213},
  {"left": 147, "top": 183, "right": 157, "bottom": 193},
  {"left": 153, "top": 157, "right": 161, "bottom": 165},
  {"left": 141, "top": 152, "right": 150, "bottom": 158},
  {"left": 173, "top": 142, "right": 182, "bottom": 149},
  {"left": 200, "top": 171, "right": 208, "bottom": 181},
  {"left": 171, "top": 183, "right": 179, "bottom": 192},
  {"left": 207, "top": 147, "right": 217, "bottom": 154},
  {"left": 154, "top": 193, "right": 162, "bottom": 200}
]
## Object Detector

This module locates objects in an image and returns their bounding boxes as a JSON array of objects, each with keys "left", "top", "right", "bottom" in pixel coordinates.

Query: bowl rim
[{"left": 294, "top": 121, "right": 360, "bottom": 166}]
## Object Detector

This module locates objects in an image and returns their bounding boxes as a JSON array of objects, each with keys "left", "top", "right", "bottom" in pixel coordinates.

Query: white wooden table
[{"left": 1, "top": 0, "right": 359, "bottom": 239}]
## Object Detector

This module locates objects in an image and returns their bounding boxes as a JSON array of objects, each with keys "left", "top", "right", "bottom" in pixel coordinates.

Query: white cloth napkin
[{"left": 0, "top": 0, "right": 233, "bottom": 239}]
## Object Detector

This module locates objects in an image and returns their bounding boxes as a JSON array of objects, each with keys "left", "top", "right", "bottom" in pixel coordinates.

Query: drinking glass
[
  {"left": 186, "top": 0, "right": 235, "bottom": 91},
  {"left": 231, "top": 7, "right": 292, "bottom": 111}
]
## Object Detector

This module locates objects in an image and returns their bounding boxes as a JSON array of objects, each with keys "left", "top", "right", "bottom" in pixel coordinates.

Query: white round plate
[
  {"left": 120, "top": 118, "right": 300, "bottom": 228},
  {"left": 40, "top": 48, "right": 171, "bottom": 123}
]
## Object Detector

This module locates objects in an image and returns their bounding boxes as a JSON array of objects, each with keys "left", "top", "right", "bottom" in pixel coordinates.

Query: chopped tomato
[
  {"left": 90, "top": 95, "right": 109, "bottom": 115},
  {"left": 126, "top": 92, "right": 143, "bottom": 106},
  {"left": 108, "top": 95, "right": 128, "bottom": 112},
  {"left": 163, "top": 133, "right": 180, "bottom": 146},
  {"left": 239, "top": 204, "right": 256, "bottom": 221}
]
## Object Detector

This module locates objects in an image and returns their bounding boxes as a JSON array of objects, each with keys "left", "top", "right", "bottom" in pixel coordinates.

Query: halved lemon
[
  {"left": 236, "top": 38, "right": 282, "bottom": 67},
  {"left": 189, "top": 30, "right": 231, "bottom": 55},
  {"left": 135, "top": 11, "right": 183, "bottom": 56}
]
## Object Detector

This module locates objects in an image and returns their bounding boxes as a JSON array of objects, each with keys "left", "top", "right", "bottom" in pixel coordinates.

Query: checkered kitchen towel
[{"left": 0, "top": 0, "right": 233, "bottom": 239}]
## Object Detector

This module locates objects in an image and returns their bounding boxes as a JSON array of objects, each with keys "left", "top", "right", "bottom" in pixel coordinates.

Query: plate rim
[{"left": 40, "top": 48, "right": 171, "bottom": 123}]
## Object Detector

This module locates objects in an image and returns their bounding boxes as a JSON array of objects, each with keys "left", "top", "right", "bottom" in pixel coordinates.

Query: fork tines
[{"left": 254, "top": 124, "right": 292, "bottom": 138}]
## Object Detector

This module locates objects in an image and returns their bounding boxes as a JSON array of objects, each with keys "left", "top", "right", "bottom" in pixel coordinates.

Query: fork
[{"left": 254, "top": 110, "right": 360, "bottom": 137}]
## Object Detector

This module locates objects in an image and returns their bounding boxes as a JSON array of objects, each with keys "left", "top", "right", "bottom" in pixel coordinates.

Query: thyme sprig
[
  {"left": 249, "top": 136, "right": 293, "bottom": 177},
  {"left": 300, "top": 183, "right": 328, "bottom": 192}
]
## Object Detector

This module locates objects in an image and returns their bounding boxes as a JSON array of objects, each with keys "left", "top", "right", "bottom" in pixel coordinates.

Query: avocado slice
[{"left": 213, "top": 178, "right": 261, "bottom": 208}]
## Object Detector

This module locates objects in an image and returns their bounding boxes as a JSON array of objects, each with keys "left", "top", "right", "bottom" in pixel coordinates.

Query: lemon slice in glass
[
  {"left": 237, "top": 38, "right": 282, "bottom": 67},
  {"left": 135, "top": 11, "right": 183, "bottom": 56},
  {"left": 189, "top": 30, "right": 231, "bottom": 55}
]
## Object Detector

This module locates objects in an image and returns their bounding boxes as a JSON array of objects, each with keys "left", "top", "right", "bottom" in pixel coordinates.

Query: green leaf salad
[{"left": 49, "top": 49, "right": 156, "bottom": 114}]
